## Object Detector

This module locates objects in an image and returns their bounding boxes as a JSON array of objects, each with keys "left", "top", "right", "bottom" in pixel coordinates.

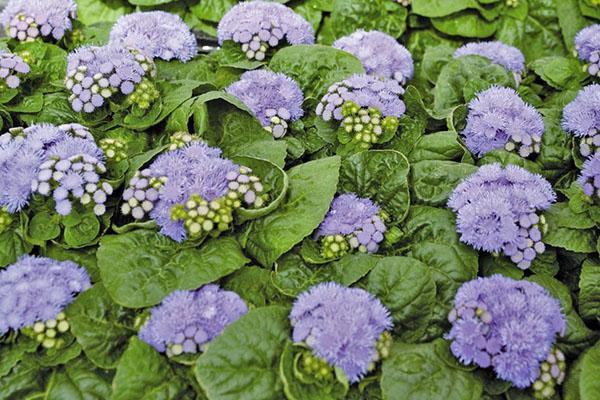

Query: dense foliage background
[{"left": 1, "top": 0, "right": 600, "bottom": 399}]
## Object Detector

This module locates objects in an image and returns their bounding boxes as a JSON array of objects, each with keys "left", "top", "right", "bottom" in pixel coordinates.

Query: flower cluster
[
  {"left": 0, "top": 50, "right": 30, "bottom": 89},
  {"left": 562, "top": 84, "right": 600, "bottom": 157},
  {"left": 448, "top": 163, "right": 555, "bottom": 270},
  {"left": 0, "top": 123, "right": 113, "bottom": 216},
  {"left": 139, "top": 285, "right": 247, "bottom": 356},
  {"left": 575, "top": 24, "right": 600, "bottom": 77},
  {"left": 446, "top": 275, "right": 565, "bottom": 392},
  {"left": 462, "top": 86, "right": 544, "bottom": 158},
  {"left": 393, "top": 0, "right": 411, "bottom": 6},
  {"left": 316, "top": 193, "right": 387, "bottom": 258},
  {"left": 65, "top": 44, "right": 156, "bottom": 113},
  {"left": 121, "top": 139, "right": 265, "bottom": 242},
  {"left": 290, "top": 282, "right": 392, "bottom": 383},
  {"left": 316, "top": 74, "right": 405, "bottom": 147},
  {"left": 333, "top": 30, "right": 414, "bottom": 85},
  {"left": 109, "top": 11, "right": 197, "bottom": 62},
  {"left": 226, "top": 70, "right": 304, "bottom": 138},
  {"left": 578, "top": 153, "right": 600, "bottom": 199},
  {"left": 217, "top": 1, "right": 314, "bottom": 61},
  {"left": 454, "top": 41, "right": 525, "bottom": 84},
  {"left": 0, "top": 0, "right": 77, "bottom": 42},
  {"left": 0, "top": 255, "right": 90, "bottom": 348}
]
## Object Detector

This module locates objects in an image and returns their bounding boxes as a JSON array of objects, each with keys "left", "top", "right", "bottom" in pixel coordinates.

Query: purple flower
[
  {"left": 462, "top": 86, "right": 544, "bottom": 158},
  {"left": 0, "top": 255, "right": 90, "bottom": 335},
  {"left": 454, "top": 41, "right": 525, "bottom": 83},
  {"left": 139, "top": 285, "right": 247, "bottom": 355},
  {"left": 109, "top": 11, "right": 197, "bottom": 62},
  {"left": 575, "top": 25, "right": 600, "bottom": 76},
  {"left": 1, "top": 0, "right": 77, "bottom": 42},
  {"left": 316, "top": 193, "right": 386, "bottom": 256},
  {"left": 448, "top": 163, "right": 555, "bottom": 270},
  {"left": 217, "top": 1, "right": 314, "bottom": 61},
  {"left": 577, "top": 152, "right": 600, "bottom": 198},
  {"left": 0, "top": 50, "right": 30, "bottom": 89},
  {"left": 290, "top": 282, "right": 392, "bottom": 383},
  {"left": 65, "top": 44, "right": 156, "bottom": 113},
  {"left": 446, "top": 275, "right": 565, "bottom": 388},
  {"left": 0, "top": 136, "right": 42, "bottom": 212},
  {"left": 226, "top": 70, "right": 304, "bottom": 138},
  {"left": 562, "top": 84, "right": 600, "bottom": 157},
  {"left": 121, "top": 141, "right": 264, "bottom": 242},
  {"left": 333, "top": 30, "right": 414, "bottom": 85}
]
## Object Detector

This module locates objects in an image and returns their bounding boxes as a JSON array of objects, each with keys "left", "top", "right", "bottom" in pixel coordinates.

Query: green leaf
[
  {"left": 411, "top": 160, "right": 478, "bottom": 206},
  {"left": 381, "top": 339, "right": 483, "bottom": 400},
  {"left": 579, "top": 260, "right": 600, "bottom": 322},
  {"left": 580, "top": 340, "right": 600, "bottom": 400},
  {"left": 0, "top": 359, "right": 44, "bottom": 400},
  {"left": 245, "top": 157, "right": 340, "bottom": 267},
  {"left": 223, "top": 267, "right": 284, "bottom": 308},
  {"left": 367, "top": 256, "right": 436, "bottom": 342},
  {"left": 412, "top": 0, "right": 479, "bottom": 17},
  {"left": 46, "top": 357, "right": 113, "bottom": 400},
  {"left": 98, "top": 231, "right": 249, "bottom": 308},
  {"left": 543, "top": 203, "right": 597, "bottom": 253},
  {"left": 530, "top": 56, "right": 587, "bottom": 89},
  {"left": 195, "top": 306, "right": 290, "bottom": 400},
  {"left": 432, "top": 11, "right": 498, "bottom": 39},
  {"left": 75, "top": 0, "right": 133, "bottom": 25},
  {"left": 27, "top": 212, "right": 60, "bottom": 243},
  {"left": 408, "top": 131, "right": 466, "bottom": 162},
  {"left": 0, "top": 228, "right": 33, "bottom": 268},
  {"left": 339, "top": 150, "right": 411, "bottom": 222},
  {"left": 112, "top": 337, "right": 188, "bottom": 400},
  {"left": 62, "top": 211, "right": 101, "bottom": 248},
  {"left": 0, "top": 338, "right": 38, "bottom": 378},
  {"left": 269, "top": 45, "right": 364, "bottom": 100},
  {"left": 67, "top": 284, "right": 136, "bottom": 369}
]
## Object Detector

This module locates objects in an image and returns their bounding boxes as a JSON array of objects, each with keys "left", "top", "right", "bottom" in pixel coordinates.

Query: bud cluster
[
  {"left": 125, "top": 77, "right": 160, "bottom": 110},
  {"left": 578, "top": 134, "right": 600, "bottom": 157},
  {"left": 168, "top": 132, "right": 198, "bottom": 151},
  {"left": 341, "top": 101, "right": 399, "bottom": 147},
  {"left": 31, "top": 154, "right": 113, "bottom": 216},
  {"left": 165, "top": 324, "right": 210, "bottom": 357},
  {"left": 301, "top": 351, "right": 334, "bottom": 381},
  {"left": 22, "top": 312, "right": 70, "bottom": 349},
  {"left": 0, "top": 207, "right": 13, "bottom": 234},
  {"left": 503, "top": 213, "right": 547, "bottom": 270},
  {"left": 99, "top": 138, "right": 128, "bottom": 162},
  {"left": 121, "top": 169, "right": 165, "bottom": 220},
  {"left": 0, "top": 50, "right": 30, "bottom": 89},
  {"left": 2, "top": 0, "right": 77, "bottom": 42},
  {"left": 57, "top": 123, "right": 94, "bottom": 141},
  {"left": 370, "top": 331, "right": 393, "bottom": 367},
  {"left": 506, "top": 0, "right": 518, "bottom": 7},
  {"left": 394, "top": 0, "right": 411, "bottom": 6},
  {"left": 264, "top": 107, "right": 291, "bottom": 139},
  {"left": 532, "top": 348, "right": 566, "bottom": 399}
]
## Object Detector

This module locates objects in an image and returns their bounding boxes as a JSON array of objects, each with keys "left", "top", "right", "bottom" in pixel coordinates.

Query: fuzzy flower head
[
  {"left": 290, "top": 282, "right": 392, "bottom": 383},
  {"left": 121, "top": 140, "right": 265, "bottom": 242},
  {"left": 316, "top": 74, "right": 405, "bottom": 147},
  {"left": 0, "top": 255, "right": 90, "bottom": 335},
  {"left": 217, "top": 1, "right": 314, "bottom": 61},
  {"left": 226, "top": 70, "right": 304, "bottom": 138},
  {"left": 1, "top": 0, "right": 77, "bottom": 42},
  {"left": 462, "top": 86, "right": 544, "bottom": 158},
  {"left": 578, "top": 152, "right": 600, "bottom": 199},
  {"left": 575, "top": 25, "right": 600, "bottom": 76},
  {"left": 65, "top": 44, "right": 157, "bottom": 113},
  {"left": 0, "top": 50, "right": 30, "bottom": 89},
  {"left": 562, "top": 84, "right": 600, "bottom": 157},
  {"left": 454, "top": 41, "right": 525, "bottom": 84},
  {"left": 446, "top": 275, "right": 565, "bottom": 389},
  {"left": 333, "top": 30, "right": 414, "bottom": 85},
  {"left": 109, "top": 11, "right": 197, "bottom": 62},
  {"left": 448, "top": 163, "right": 555, "bottom": 270},
  {"left": 316, "top": 194, "right": 387, "bottom": 257},
  {"left": 139, "top": 285, "right": 247, "bottom": 356}
]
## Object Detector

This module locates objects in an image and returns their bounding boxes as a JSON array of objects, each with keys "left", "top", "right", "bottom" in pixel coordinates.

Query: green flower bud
[
  {"left": 301, "top": 351, "right": 334, "bottom": 381},
  {"left": 169, "top": 132, "right": 199, "bottom": 150},
  {"left": 126, "top": 78, "right": 160, "bottom": 110},
  {"left": 0, "top": 207, "right": 13, "bottom": 234},
  {"left": 23, "top": 312, "right": 71, "bottom": 350},
  {"left": 99, "top": 137, "right": 128, "bottom": 162},
  {"left": 171, "top": 194, "right": 236, "bottom": 239},
  {"left": 320, "top": 234, "right": 350, "bottom": 259},
  {"left": 532, "top": 347, "right": 566, "bottom": 399}
]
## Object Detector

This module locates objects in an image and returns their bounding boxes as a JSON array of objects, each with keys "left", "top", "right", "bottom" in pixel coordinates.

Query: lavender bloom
[
  {"left": 0, "top": 50, "right": 30, "bottom": 89},
  {"left": 462, "top": 86, "right": 544, "bottom": 158},
  {"left": 316, "top": 193, "right": 387, "bottom": 257},
  {"left": 574, "top": 25, "right": 600, "bottom": 76},
  {"left": 290, "top": 282, "right": 392, "bottom": 383},
  {"left": 65, "top": 44, "right": 156, "bottom": 113},
  {"left": 446, "top": 275, "right": 565, "bottom": 388},
  {"left": 448, "top": 163, "right": 555, "bottom": 270},
  {"left": 0, "top": 135, "right": 43, "bottom": 212},
  {"left": 454, "top": 41, "right": 525, "bottom": 84},
  {"left": 0, "top": 255, "right": 90, "bottom": 335},
  {"left": 577, "top": 152, "right": 600, "bottom": 198},
  {"left": 109, "top": 11, "right": 197, "bottom": 62},
  {"left": 121, "top": 141, "right": 264, "bottom": 242},
  {"left": 217, "top": 1, "right": 314, "bottom": 61},
  {"left": 1, "top": 0, "right": 77, "bottom": 42},
  {"left": 226, "top": 70, "right": 304, "bottom": 138},
  {"left": 562, "top": 84, "right": 600, "bottom": 157},
  {"left": 333, "top": 30, "right": 414, "bottom": 85},
  {"left": 139, "top": 285, "right": 247, "bottom": 356}
]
